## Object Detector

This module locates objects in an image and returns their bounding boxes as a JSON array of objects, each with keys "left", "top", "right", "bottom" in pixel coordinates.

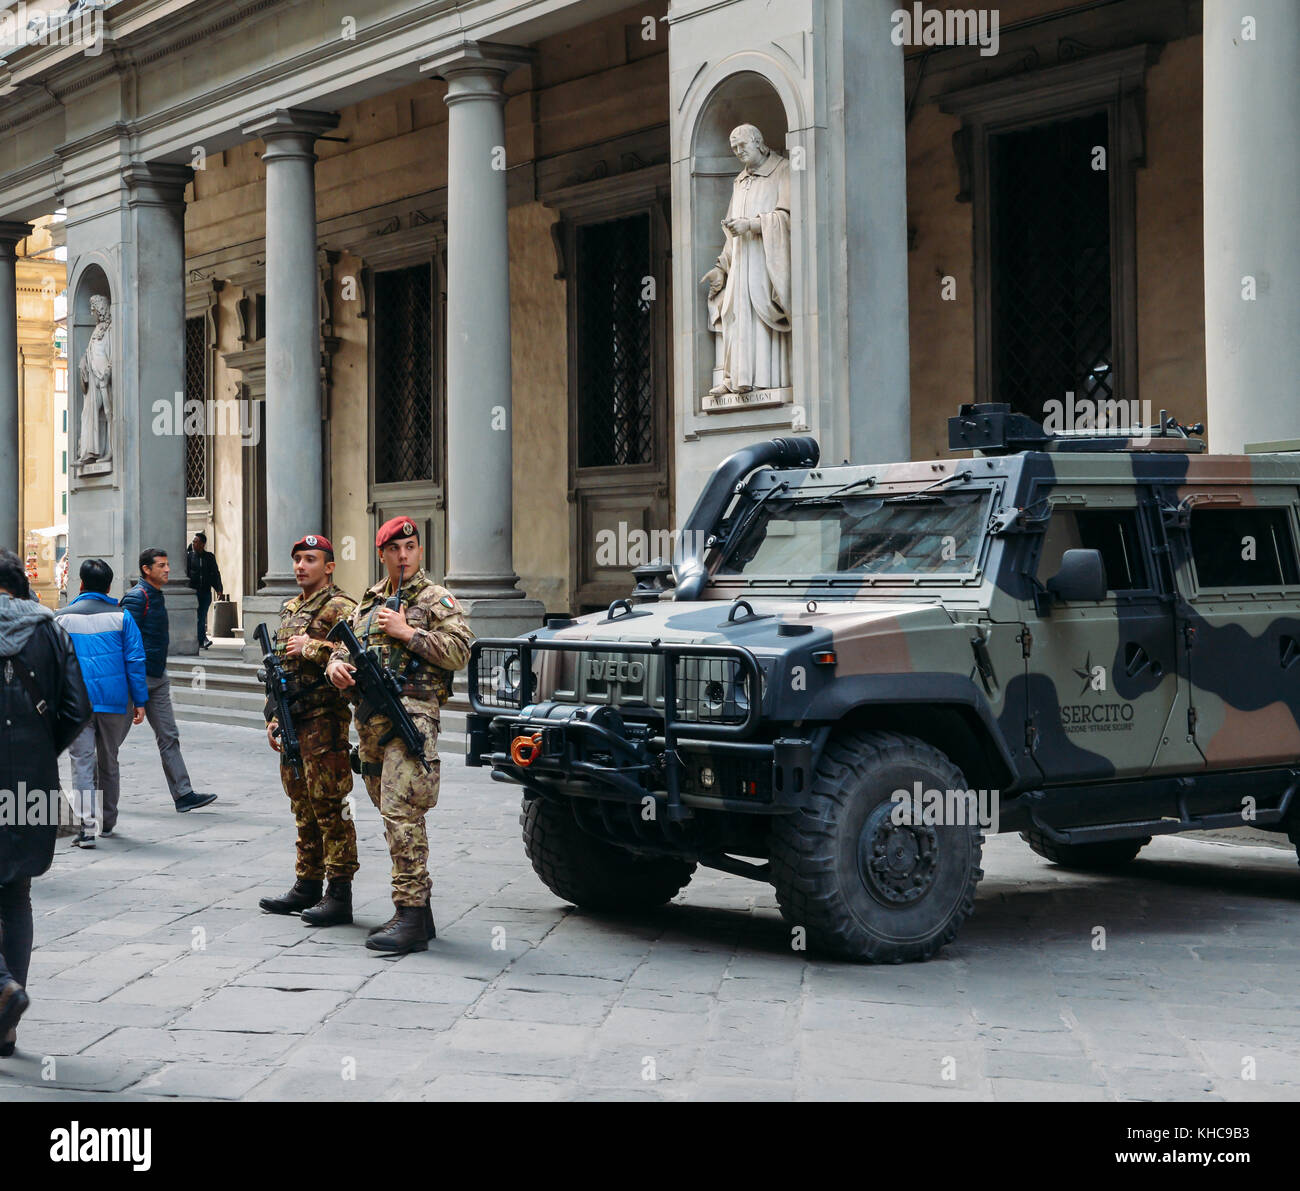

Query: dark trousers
[
  {"left": 0, "top": 879, "right": 33, "bottom": 989},
  {"left": 196, "top": 587, "right": 213, "bottom": 644}
]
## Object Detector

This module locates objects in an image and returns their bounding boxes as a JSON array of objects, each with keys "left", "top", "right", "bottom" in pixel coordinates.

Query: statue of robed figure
[
  {"left": 701, "top": 124, "right": 793, "bottom": 402},
  {"left": 76, "top": 293, "right": 113, "bottom": 467}
]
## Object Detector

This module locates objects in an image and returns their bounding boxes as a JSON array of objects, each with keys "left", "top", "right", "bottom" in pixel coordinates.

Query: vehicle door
[
  {"left": 1168, "top": 491, "right": 1300, "bottom": 769},
  {"left": 1024, "top": 487, "right": 1180, "bottom": 782}
]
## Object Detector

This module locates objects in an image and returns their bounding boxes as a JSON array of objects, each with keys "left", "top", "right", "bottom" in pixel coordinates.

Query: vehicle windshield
[{"left": 717, "top": 491, "right": 989, "bottom": 577}]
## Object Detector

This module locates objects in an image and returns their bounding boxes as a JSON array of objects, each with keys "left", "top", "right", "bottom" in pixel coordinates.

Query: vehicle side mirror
[{"left": 1046, "top": 548, "right": 1108, "bottom": 603}]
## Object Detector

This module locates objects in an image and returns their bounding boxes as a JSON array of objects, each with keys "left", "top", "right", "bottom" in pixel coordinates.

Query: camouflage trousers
[
  {"left": 356, "top": 697, "right": 441, "bottom": 907},
  {"left": 281, "top": 713, "right": 359, "bottom": 882}
]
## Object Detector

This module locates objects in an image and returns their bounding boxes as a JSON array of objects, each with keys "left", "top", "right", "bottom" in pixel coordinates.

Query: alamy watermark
[
  {"left": 890, "top": 780, "right": 1000, "bottom": 834},
  {"left": 1043, "top": 394, "right": 1153, "bottom": 444},
  {"left": 890, "top": 5, "right": 1000, "bottom": 58},
  {"left": 593, "top": 524, "right": 707, "bottom": 568},
  {"left": 0, "top": 783, "right": 100, "bottom": 829},
  {"left": 0, "top": 3, "right": 105, "bottom": 57},
  {"left": 151, "top": 391, "right": 262, "bottom": 447}
]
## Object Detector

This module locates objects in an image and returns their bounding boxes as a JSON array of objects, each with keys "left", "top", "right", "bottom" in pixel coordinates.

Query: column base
[
  {"left": 241, "top": 592, "right": 292, "bottom": 663},
  {"left": 456, "top": 595, "right": 546, "bottom": 641}
]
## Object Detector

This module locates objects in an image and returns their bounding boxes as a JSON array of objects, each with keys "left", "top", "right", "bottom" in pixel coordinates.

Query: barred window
[
  {"left": 373, "top": 263, "right": 434, "bottom": 485},
  {"left": 989, "top": 110, "right": 1114, "bottom": 422},
  {"left": 184, "top": 315, "right": 207, "bottom": 500},
  {"left": 575, "top": 214, "right": 655, "bottom": 469}
]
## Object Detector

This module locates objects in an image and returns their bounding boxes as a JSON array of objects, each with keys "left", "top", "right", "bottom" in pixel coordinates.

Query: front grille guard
[
  {"left": 468, "top": 638, "right": 762, "bottom": 740},
  {"left": 468, "top": 638, "right": 764, "bottom": 822}
]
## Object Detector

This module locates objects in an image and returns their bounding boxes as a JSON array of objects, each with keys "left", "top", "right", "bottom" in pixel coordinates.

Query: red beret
[
  {"left": 291, "top": 534, "right": 333, "bottom": 558},
  {"left": 376, "top": 517, "right": 419, "bottom": 550}
]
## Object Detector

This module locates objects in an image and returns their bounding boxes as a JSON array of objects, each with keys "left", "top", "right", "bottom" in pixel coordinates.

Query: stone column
[
  {"left": 1203, "top": 0, "right": 1300, "bottom": 452},
  {"left": 422, "top": 43, "right": 543, "bottom": 637},
  {"left": 0, "top": 222, "right": 32, "bottom": 553},
  {"left": 239, "top": 109, "right": 336, "bottom": 656},
  {"left": 123, "top": 165, "right": 196, "bottom": 642}
]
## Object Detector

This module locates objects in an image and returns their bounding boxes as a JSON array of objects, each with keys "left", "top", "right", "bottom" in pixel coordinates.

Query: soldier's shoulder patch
[{"left": 439, "top": 594, "right": 456, "bottom": 610}]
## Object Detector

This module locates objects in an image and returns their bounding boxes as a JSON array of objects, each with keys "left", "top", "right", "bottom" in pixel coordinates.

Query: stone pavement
[{"left": 1, "top": 718, "right": 1299, "bottom": 1102}]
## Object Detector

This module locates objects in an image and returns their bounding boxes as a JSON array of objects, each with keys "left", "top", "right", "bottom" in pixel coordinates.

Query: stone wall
[
  {"left": 905, "top": 33, "right": 1206, "bottom": 458},
  {"left": 180, "top": 1, "right": 668, "bottom": 616}
]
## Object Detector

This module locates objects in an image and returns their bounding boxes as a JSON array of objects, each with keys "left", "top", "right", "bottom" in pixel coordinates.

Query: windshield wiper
[
  {"left": 890, "top": 469, "right": 974, "bottom": 500},
  {"left": 824, "top": 475, "right": 877, "bottom": 499},
  {"left": 824, "top": 469, "right": 973, "bottom": 502}
]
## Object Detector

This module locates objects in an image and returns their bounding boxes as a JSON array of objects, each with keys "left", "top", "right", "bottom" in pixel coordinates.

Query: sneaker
[
  {"left": 100, "top": 827, "right": 115, "bottom": 838},
  {"left": 200, "top": 638, "right": 214, "bottom": 650},
  {"left": 175, "top": 792, "right": 218, "bottom": 813},
  {"left": 72, "top": 828, "right": 96, "bottom": 849}
]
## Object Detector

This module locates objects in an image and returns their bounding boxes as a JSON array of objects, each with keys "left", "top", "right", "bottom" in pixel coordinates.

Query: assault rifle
[
  {"left": 254, "top": 621, "right": 303, "bottom": 780},
  {"left": 326, "top": 618, "right": 432, "bottom": 773}
]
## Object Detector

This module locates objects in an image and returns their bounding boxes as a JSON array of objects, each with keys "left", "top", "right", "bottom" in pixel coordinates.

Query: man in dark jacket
[
  {"left": 0, "top": 547, "right": 92, "bottom": 1058},
  {"left": 186, "top": 533, "right": 224, "bottom": 650},
  {"left": 120, "top": 547, "right": 217, "bottom": 814},
  {"left": 56, "top": 558, "right": 149, "bottom": 846}
]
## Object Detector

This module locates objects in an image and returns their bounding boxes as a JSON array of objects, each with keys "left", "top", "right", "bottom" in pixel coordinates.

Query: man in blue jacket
[
  {"left": 56, "top": 559, "right": 149, "bottom": 846},
  {"left": 120, "top": 547, "right": 217, "bottom": 815}
]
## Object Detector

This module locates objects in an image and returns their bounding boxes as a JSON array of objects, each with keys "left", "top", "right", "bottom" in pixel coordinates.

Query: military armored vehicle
[{"left": 466, "top": 403, "right": 1300, "bottom": 962}]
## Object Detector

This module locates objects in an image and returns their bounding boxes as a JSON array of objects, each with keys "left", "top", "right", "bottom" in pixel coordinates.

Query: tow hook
[{"left": 511, "top": 732, "right": 544, "bottom": 767}]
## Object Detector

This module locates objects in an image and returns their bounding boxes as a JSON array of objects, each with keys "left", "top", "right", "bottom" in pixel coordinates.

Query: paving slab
[{"left": 0, "top": 719, "right": 1292, "bottom": 1102}]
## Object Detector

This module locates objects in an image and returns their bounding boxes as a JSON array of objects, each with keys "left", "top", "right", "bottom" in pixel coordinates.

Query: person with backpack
[
  {"left": 55, "top": 558, "right": 149, "bottom": 846},
  {"left": 0, "top": 548, "right": 92, "bottom": 1058}
]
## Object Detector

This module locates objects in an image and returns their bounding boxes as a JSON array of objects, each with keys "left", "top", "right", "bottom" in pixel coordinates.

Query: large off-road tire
[
  {"left": 521, "top": 795, "right": 695, "bottom": 912},
  {"left": 769, "top": 730, "right": 985, "bottom": 963},
  {"left": 1020, "top": 829, "right": 1149, "bottom": 870}
]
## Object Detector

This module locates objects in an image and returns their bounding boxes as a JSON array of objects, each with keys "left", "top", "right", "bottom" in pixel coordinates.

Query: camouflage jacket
[
  {"left": 266, "top": 583, "right": 356, "bottom": 724},
  {"left": 330, "top": 569, "right": 473, "bottom": 705}
]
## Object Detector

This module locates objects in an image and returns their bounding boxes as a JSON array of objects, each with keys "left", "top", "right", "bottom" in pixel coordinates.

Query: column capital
[
  {"left": 122, "top": 162, "right": 193, "bottom": 209},
  {"left": 419, "top": 39, "right": 533, "bottom": 91},
  {"left": 0, "top": 221, "right": 34, "bottom": 253},
  {"left": 242, "top": 107, "right": 339, "bottom": 147}
]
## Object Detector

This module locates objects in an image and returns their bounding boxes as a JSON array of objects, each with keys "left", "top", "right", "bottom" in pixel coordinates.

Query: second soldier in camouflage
[{"left": 327, "top": 517, "right": 473, "bottom": 954}]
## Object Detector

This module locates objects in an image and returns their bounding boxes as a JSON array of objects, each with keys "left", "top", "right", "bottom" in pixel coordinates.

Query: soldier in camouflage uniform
[
  {"left": 258, "top": 534, "right": 360, "bottom": 927},
  {"left": 326, "top": 517, "right": 473, "bottom": 954}
]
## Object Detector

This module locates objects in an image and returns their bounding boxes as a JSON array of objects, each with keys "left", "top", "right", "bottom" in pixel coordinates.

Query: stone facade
[{"left": 0, "top": 0, "right": 1295, "bottom": 641}]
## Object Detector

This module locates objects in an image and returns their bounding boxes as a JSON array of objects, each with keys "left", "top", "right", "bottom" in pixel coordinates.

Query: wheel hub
[{"left": 858, "top": 804, "right": 938, "bottom": 905}]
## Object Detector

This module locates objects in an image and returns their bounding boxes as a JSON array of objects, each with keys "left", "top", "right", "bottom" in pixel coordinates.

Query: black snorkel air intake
[{"left": 673, "top": 435, "right": 820, "bottom": 601}]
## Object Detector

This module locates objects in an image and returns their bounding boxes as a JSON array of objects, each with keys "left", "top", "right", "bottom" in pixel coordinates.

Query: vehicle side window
[
  {"left": 1189, "top": 507, "right": 1299, "bottom": 588},
  {"left": 1036, "top": 508, "right": 1148, "bottom": 592}
]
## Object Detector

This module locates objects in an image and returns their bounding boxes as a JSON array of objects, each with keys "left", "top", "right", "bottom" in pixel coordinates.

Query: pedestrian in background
[
  {"left": 186, "top": 532, "right": 224, "bottom": 650},
  {"left": 0, "top": 548, "right": 91, "bottom": 1058},
  {"left": 120, "top": 547, "right": 217, "bottom": 814},
  {"left": 56, "top": 558, "right": 149, "bottom": 847}
]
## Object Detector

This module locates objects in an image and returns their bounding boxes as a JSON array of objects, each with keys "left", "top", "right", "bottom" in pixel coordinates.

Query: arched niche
[
  {"left": 689, "top": 71, "right": 791, "bottom": 409},
  {"left": 68, "top": 261, "right": 113, "bottom": 480}
]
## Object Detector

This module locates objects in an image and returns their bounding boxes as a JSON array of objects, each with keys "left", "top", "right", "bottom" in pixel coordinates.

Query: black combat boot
[
  {"left": 367, "top": 908, "right": 400, "bottom": 938},
  {"left": 368, "top": 900, "right": 435, "bottom": 940},
  {"left": 364, "top": 904, "right": 429, "bottom": 954},
  {"left": 258, "top": 878, "right": 323, "bottom": 915},
  {"left": 300, "top": 879, "right": 353, "bottom": 927}
]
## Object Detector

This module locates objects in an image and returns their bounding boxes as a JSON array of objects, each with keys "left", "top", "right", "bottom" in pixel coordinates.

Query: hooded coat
[{"left": 0, "top": 593, "right": 92, "bottom": 886}]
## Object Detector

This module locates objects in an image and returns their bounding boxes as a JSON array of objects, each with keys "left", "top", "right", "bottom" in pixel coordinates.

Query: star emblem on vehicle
[{"left": 1074, "top": 652, "right": 1094, "bottom": 696}]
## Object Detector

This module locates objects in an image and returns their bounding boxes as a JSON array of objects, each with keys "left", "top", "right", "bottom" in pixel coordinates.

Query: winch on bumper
[{"left": 464, "top": 637, "right": 815, "bottom": 820}]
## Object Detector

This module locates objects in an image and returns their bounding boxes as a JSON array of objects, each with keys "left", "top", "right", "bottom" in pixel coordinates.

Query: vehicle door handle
[
  {"left": 1281, "top": 635, "right": 1299, "bottom": 670},
  {"left": 1124, "top": 642, "right": 1151, "bottom": 678}
]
